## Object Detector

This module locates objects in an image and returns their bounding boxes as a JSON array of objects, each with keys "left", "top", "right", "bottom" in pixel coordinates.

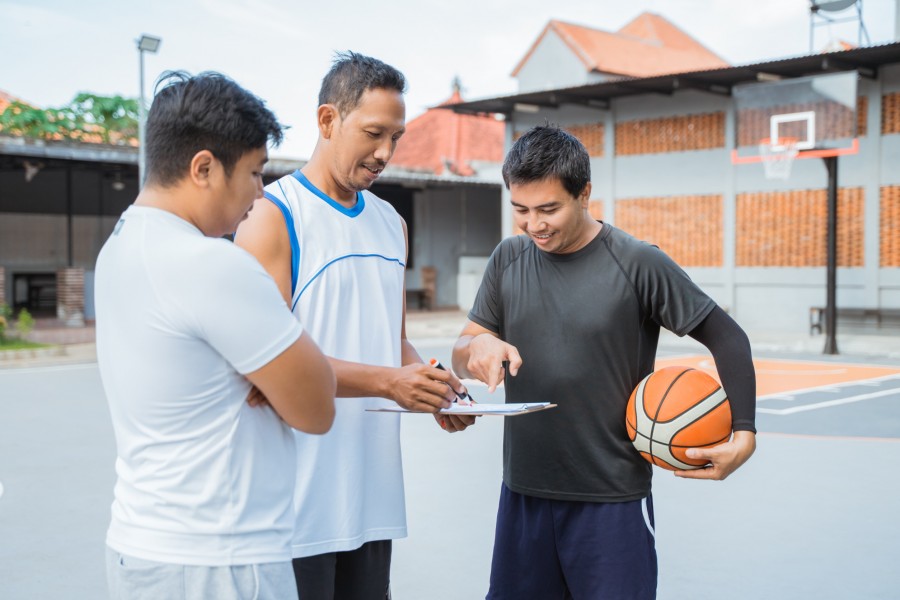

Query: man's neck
[
  {"left": 301, "top": 152, "right": 357, "bottom": 206},
  {"left": 134, "top": 185, "right": 204, "bottom": 233}
]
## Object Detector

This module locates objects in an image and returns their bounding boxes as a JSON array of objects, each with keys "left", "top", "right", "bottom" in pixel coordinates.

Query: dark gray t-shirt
[{"left": 469, "top": 224, "right": 716, "bottom": 502}]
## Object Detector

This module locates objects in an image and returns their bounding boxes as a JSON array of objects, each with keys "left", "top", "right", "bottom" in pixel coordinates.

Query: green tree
[
  {"left": 0, "top": 100, "right": 77, "bottom": 140},
  {"left": 69, "top": 93, "right": 139, "bottom": 144},
  {"left": 0, "top": 93, "right": 138, "bottom": 144}
]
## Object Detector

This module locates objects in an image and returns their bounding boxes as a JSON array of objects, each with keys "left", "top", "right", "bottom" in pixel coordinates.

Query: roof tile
[{"left": 390, "top": 88, "right": 504, "bottom": 176}]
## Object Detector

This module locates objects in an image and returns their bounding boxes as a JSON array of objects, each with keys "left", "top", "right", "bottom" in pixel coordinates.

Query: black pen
[{"left": 429, "top": 358, "right": 475, "bottom": 405}]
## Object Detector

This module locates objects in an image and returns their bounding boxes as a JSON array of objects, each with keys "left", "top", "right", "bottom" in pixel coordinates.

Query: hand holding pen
[{"left": 430, "top": 358, "right": 475, "bottom": 406}]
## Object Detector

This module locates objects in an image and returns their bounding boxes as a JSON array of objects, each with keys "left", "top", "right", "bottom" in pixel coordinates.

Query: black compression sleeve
[{"left": 687, "top": 306, "right": 757, "bottom": 433}]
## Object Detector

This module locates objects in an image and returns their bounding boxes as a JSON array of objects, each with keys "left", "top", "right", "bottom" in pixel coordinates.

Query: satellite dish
[{"left": 810, "top": 0, "right": 858, "bottom": 12}]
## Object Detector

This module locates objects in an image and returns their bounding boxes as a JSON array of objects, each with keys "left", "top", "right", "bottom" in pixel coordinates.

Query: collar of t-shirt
[{"left": 532, "top": 222, "right": 609, "bottom": 263}]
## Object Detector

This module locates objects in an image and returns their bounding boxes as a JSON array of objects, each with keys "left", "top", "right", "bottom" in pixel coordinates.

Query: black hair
[
  {"left": 144, "top": 71, "right": 283, "bottom": 187},
  {"left": 318, "top": 51, "right": 407, "bottom": 116},
  {"left": 501, "top": 125, "right": 591, "bottom": 198}
]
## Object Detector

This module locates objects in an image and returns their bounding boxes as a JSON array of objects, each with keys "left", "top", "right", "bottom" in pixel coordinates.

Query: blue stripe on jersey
[
  {"left": 292, "top": 253, "right": 406, "bottom": 311},
  {"left": 291, "top": 170, "right": 365, "bottom": 218},
  {"left": 263, "top": 191, "right": 301, "bottom": 294}
]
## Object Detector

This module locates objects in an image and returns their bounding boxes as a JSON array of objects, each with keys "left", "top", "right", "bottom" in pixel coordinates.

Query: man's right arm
[
  {"left": 245, "top": 332, "right": 336, "bottom": 434},
  {"left": 452, "top": 320, "right": 522, "bottom": 393}
]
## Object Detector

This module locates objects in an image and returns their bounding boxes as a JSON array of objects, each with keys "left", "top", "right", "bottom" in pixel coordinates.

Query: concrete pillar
[
  {"left": 863, "top": 79, "right": 883, "bottom": 308},
  {"left": 502, "top": 119, "right": 514, "bottom": 238},
  {"left": 723, "top": 102, "right": 737, "bottom": 313},
  {"left": 895, "top": 0, "right": 900, "bottom": 41},
  {"left": 0, "top": 266, "right": 5, "bottom": 307},
  {"left": 603, "top": 102, "right": 616, "bottom": 225},
  {"left": 57, "top": 267, "right": 85, "bottom": 327}
]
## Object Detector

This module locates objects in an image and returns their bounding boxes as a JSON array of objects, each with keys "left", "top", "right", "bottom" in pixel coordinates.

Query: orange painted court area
[{"left": 654, "top": 355, "right": 900, "bottom": 397}]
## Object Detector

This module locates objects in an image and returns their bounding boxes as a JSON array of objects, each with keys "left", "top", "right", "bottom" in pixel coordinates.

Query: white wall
[{"left": 515, "top": 30, "right": 603, "bottom": 92}]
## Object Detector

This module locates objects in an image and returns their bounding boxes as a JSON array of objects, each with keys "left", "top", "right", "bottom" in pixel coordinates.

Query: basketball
[{"left": 625, "top": 366, "right": 732, "bottom": 471}]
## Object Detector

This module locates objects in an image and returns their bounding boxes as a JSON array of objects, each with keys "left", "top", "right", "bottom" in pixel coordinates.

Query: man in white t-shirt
[
  {"left": 235, "top": 52, "right": 475, "bottom": 599},
  {"left": 95, "top": 71, "right": 336, "bottom": 599}
]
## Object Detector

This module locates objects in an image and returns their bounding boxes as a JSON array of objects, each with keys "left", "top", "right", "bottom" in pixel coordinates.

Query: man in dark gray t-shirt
[{"left": 452, "top": 126, "right": 757, "bottom": 600}]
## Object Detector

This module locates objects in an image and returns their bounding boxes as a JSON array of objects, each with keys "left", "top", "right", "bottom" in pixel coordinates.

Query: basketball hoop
[{"left": 758, "top": 137, "right": 800, "bottom": 180}]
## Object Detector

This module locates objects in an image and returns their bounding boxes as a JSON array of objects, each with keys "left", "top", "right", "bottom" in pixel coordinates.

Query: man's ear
[
  {"left": 189, "top": 150, "right": 216, "bottom": 188},
  {"left": 579, "top": 181, "right": 593, "bottom": 209},
  {"left": 317, "top": 104, "right": 339, "bottom": 139}
]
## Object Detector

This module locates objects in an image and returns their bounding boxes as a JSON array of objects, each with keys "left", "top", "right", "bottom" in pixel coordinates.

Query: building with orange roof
[{"left": 513, "top": 13, "right": 729, "bottom": 92}]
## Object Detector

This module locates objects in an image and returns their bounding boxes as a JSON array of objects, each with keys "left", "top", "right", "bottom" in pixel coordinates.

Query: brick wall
[
  {"left": 881, "top": 186, "right": 900, "bottom": 267},
  {"left": 565, "top": 123, "right": 604, "bottom": 157},
  {"left": 883, "top": 92, "right": 900, "bottom": 134},
  {"left": 736, "top": 188, "right": 864, "bottom": 267},
  {"left": 858, "top": 95, "right": 868, "bottom": 136},
  {"left": 615, "top": 112, "right": 725, "bottom": 156},
  {"left": 56, "top": 267, "right": 85, "bottom": 326},
  {"left": 615, "top": 195, "right": 723, "bottom": 267}
]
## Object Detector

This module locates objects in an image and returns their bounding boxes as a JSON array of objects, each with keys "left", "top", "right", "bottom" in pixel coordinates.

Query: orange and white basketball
[{"left": 625, "top": 366, "right": 732, "bottom": 471}]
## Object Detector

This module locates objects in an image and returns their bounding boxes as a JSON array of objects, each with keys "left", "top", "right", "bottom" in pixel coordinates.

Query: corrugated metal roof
[{"left": 0, "top": 136, "right": 500, "bottom": 187}]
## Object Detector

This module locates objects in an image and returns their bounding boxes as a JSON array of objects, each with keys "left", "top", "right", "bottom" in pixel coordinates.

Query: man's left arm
[{"left": 675, "top": 305, "right": 757, "bottom": 480}]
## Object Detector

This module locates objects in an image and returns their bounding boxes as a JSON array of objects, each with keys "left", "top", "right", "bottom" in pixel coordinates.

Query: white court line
[
  {"left": 758, "top": 387, "right": 900, "bottom": 415},
  {"left": 758, "top": 373, "right": 900, "bottom": 400},
  {"left": 761, "top": 395, "right": 796, "bottom": 402},
  {"left": 0, "top": 363, "right": 97, "bottom": 376},
  {"left": 0, "top": 480, "right": 4, "bottom": 499}
]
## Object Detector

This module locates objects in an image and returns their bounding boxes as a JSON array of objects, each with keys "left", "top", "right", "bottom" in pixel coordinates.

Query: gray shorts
[{"left": 106, "top": 547, "right": 297, "bottom": 600}]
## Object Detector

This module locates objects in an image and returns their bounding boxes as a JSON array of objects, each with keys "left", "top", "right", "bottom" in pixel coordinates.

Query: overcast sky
[{"left": 2, "top": 0, "right": 897, "bottom": 159}]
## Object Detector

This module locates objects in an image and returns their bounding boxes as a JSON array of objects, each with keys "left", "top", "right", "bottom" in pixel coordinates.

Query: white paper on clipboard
[{"left": 367, "top": 403, "right": 556, "bottom": 416}]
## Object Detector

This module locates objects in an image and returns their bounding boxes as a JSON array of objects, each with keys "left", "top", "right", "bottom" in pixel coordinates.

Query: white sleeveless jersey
[{"left": 264, "top": 171, "right": 407, "bottom": 557}]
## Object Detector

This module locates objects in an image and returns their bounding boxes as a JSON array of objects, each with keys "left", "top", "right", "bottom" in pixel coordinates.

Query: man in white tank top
[
  {"left": 235, "top": 52, "right": 474, "bottom": 599},
  {"left": 96, "top": 71, "right": 336, "bottom": 599}
]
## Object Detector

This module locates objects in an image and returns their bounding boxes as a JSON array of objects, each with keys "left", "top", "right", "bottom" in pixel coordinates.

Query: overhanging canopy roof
[{"left": 447, "top": 42, "right": 900, "bottom": 115}]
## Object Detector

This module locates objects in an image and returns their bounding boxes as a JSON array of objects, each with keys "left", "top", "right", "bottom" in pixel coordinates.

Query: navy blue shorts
[{"left": 486, "top": 485, "right": 657, "bottom": 600}]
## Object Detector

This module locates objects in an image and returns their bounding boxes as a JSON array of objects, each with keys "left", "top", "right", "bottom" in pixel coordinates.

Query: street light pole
[{"left": 136, "top": 34, "right": 162, "bottom": 189}]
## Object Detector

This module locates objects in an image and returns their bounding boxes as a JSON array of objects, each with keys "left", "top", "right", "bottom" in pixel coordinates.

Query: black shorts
[
  {"left": 292, "top": 540, "right": 391, "bottom": 600},
  {"left": 487, "top": 484, "right": 657, "bottom": 600}
]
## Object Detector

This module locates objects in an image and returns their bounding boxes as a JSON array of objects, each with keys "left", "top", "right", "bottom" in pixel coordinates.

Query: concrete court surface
[{"left": 1, "top": 340, "right": 900, "bottom": 599}]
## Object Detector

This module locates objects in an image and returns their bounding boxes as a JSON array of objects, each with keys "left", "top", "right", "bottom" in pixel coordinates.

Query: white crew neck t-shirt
[{"left": 95, "top": 205, "right": 303, "bottom": 566}]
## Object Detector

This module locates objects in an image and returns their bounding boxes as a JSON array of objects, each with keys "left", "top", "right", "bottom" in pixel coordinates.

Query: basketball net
[{"left": 758, "top": 137, "right": 799, "bottom": 180}]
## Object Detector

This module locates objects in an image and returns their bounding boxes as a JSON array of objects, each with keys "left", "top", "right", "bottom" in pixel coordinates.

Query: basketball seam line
[{"left": 648, "top": 368, "right": 692, "bottom": 463}]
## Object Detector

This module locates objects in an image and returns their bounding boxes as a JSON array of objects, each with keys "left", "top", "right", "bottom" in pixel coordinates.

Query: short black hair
[
  {"left": 145, "top": 71, "right": 283, "bottom": 187},
  {"left": 318, "top": 51, "right": 407, "bottom": 116},
  {"left": 502, "top": 125, "right": 591, "bottom": 198}
]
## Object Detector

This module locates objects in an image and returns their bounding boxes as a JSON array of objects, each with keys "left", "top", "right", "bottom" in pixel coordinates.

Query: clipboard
[{"left": 367, "top": 403, "right": 557, "bottom": 417}]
